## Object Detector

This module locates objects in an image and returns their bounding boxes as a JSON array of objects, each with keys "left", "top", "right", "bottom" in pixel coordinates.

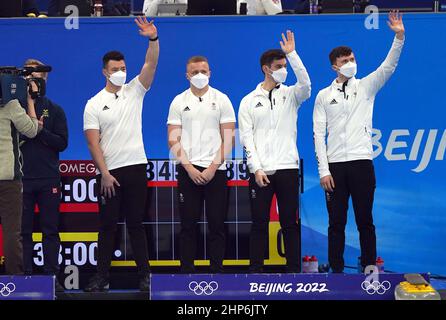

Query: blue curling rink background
[{"left": 0, "top": 13, "right": 445, "bottom": 298}]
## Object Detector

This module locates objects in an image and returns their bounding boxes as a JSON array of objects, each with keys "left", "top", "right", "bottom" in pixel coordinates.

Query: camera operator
[
  {"left": 20, "top": 59, "right": 68, "bottom": 290},
  {"left": 0, "top": 78, "right": 39, "bottom": 275}
]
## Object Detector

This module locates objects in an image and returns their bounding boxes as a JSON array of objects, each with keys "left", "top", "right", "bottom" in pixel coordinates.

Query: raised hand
[
  {"left": 135, "top": 16, "right": 158, "bottom": 39},
  {"left": 387, "top": 10, "right": 405, "bottom": 39},
  {"left": 280, "top": 30, "right": 295, "bottom": 55}
]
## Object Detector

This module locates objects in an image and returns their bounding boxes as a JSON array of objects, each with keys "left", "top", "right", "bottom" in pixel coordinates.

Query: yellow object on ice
[{"left": 398, "top": 281, "right": 437, "bottom": 293}]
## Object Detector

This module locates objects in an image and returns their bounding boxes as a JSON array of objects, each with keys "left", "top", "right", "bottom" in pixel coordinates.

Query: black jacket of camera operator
[{"left": 20, "top": 96, "right": 68, "bottom": 179}]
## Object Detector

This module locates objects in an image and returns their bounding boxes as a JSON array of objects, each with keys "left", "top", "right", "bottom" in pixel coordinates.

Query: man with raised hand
[
  {"left": 313, "top": 11, "right": 405, "bottom": 273},
  {"left": 83, "top": 16, "right": 159, "bottom": 291},
  {"left": 239, "top": 30, "right": 311, "bottom": 273}
]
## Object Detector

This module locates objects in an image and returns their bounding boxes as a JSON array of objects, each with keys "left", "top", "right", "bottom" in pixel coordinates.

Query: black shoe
[
  {"left": 139, "top": 274, "right": 150, "bottom": 292},
  {"left": 84, "top": 274, "right": 110, "bottom": 292},
  {"left": 55, "top": 280, "right": 65, "bottom": 292}
]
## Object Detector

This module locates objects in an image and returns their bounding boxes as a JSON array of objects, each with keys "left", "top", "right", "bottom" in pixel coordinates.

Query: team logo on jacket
[
  {"left": 255, "top": 102, "right": 263, "bottom": 108},
  {"left": 330, "top": 99, "right": 338, "bottom": 105},
  {"left": 102, "top": 105, "right": 110, "bottom": 111},
  {"left": 211, "top": 102, "right": 217, "bottom": 110},
  {"left": 42, "top": 109, "right": 49, "bottom": 118},
  {"left": 183, "top": 106, "right": 191, "bottom": 112},
  {"left": 250, "top": 189, "right": 256, "bottom": 199}
]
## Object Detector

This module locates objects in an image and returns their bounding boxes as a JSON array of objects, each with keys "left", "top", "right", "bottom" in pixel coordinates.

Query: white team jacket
[
  {"left": 313, "top": 36, "right": 405, "bottom": 178},
  {"left": 238, "top": 50, "right": 311, "bottom": 174}
]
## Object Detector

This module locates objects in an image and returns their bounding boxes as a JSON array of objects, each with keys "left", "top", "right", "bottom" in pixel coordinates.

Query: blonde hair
[{"left": 187, "top": 56, "right": 208, "bottom": 65}]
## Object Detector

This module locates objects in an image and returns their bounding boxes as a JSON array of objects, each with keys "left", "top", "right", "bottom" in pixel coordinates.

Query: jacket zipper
[{"left": 268, "top": 88, "right": 275, "bottom": 168}]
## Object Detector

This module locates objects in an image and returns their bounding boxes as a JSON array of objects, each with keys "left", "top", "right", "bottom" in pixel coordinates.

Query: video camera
[{"left": 0, "top": 65, "right": 52, "bottom": 108}]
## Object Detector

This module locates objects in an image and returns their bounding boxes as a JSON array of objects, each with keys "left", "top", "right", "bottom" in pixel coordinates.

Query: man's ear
[
  {"left": 331, "top": 65, "right": 339, "bottom": 72},
  {"left": 102, "top": 69, "right": 108, "bottom": 78},
  {"left": 185, "top": 72, "right": 190, "bottom": 81},
  {"left": 262, "top": 65, "right": 269, "bottom": 75}
]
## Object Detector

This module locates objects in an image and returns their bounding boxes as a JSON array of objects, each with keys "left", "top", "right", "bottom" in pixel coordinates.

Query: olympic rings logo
[
  {"left": 361, "top": 280, "right": 391, "bottom": 295},
  {"left": 188, "top": 281, "right": 219, "bottom": 295},
  {"left": 0, "top": 282, "right": 16, "bottom": 297}
]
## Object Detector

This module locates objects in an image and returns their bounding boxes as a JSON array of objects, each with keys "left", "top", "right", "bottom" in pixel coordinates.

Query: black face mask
[{"left": 28, "top": 77, "right": 46, "bottom": 99}]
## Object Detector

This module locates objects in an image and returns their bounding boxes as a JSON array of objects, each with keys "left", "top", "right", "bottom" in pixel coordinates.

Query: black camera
[{"left": 0, "top": 65, "right": 52, "bottom": 108}]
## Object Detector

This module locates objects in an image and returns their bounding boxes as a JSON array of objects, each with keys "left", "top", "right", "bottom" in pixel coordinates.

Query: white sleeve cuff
[
  {"left": 319, "top": 170, "right": 331, "bottom": 179},
  {"left": 83, "top": 125, "right": 100, "bottom": 131}
]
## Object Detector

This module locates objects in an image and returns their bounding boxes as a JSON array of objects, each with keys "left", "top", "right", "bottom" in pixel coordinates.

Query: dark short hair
[
  {"left": 260, "top": 49, "right": 286, "bottom": 74},
  {"left": 102, "top": 51, "right": 125, "bottom": 68},
  {"left": 329, "top": 46, "right": 353, "bottom": 65},
  {"left": 187, "top": 56, "right": 209, "bottom": 65}
]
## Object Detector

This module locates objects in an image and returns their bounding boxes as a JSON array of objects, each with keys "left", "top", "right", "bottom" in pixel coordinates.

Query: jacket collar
[
  {"left": 253, "top": 82, "right": 281, "bottom": 98},
  {"left": 331, "top": 76, "right": 357, "bottom": 90}
]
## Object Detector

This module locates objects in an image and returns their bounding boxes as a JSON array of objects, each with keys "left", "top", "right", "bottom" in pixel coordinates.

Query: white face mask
[
  {"left": 270, "top": 67, "right": 288, "bottom": 84},
  {"left": 109, "top": 70, "right": 127, "bottom": 87},
  {"left": 339, "top": 61, "right": 357, "bottom": 79},
  {"left": 190, "top": 72, "right": 209, "bottom": 89}
]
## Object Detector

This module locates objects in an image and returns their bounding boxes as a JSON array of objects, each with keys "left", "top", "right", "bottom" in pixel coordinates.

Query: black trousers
[
  {"left": 96, "top": 164, "right": 149, "bottom": 278},
  {"left": 249, "top": 169, "right": 300, "bottom": 273},
  {"left": 326, "top": 160, "right": 377, "bottom": 272},
  {"left": 177, "top": 165, "right": 228, "bottom": 273},
  {"left": 22, "top": 178, "right": 61, "bottom": 275}
]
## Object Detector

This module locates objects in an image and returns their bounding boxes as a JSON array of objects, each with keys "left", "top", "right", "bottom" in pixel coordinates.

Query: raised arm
[
  {"left": 8, "top": 99, "right": 38, "bottom": 139},
  {"left": 135, "top": 16, "right": 160, "bottom": 90},
  {"left": 361, "top": 10, "right": 405, "bottom": 97},
  {"left": 280, "top": 30, "right": 311, "bottom": 105}
]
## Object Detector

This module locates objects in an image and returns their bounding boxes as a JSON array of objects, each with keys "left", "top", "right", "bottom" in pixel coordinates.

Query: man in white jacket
[
  {"left": 239, "top": 30, "right": 311, "bottom": 273},
  {"left": 313, "top": 11, "right": 405, "bottom": 273}
]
